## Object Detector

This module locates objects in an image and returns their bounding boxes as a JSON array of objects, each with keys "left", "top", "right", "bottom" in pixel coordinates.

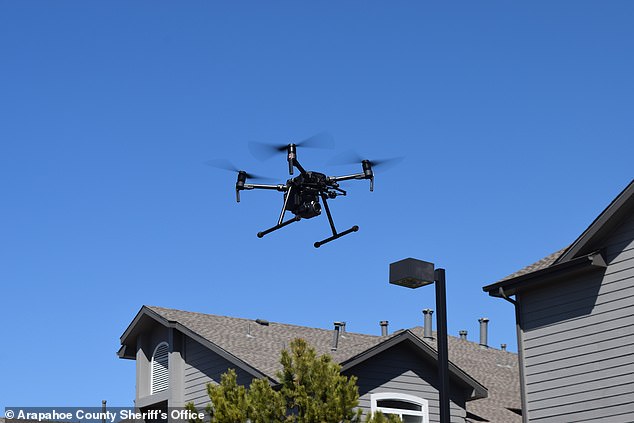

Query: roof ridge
[{"left": 146, "top": 305, "right": 380, "bottom": 338}]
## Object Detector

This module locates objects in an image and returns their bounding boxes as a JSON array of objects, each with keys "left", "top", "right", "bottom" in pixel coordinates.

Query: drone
[{"left": 214, "top": 140, "right": 381, "bottom": 248}]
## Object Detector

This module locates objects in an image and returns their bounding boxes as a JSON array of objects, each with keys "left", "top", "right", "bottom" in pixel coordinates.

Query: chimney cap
[{"left": 380, "top": 320, "right": 389, "bottom": 336}]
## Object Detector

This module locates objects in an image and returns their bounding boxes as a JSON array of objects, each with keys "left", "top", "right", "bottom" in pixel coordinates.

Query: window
[
  {"left": 151, "top": 342, "right": 169, "bottom": 394},
  {"left": 370, "top": 393, "right": 429, "bottom": 423}
]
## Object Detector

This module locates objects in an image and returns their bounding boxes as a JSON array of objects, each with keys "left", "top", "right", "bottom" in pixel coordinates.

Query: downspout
[{"left": 498, "top": 287, "right": 529, "bottom": 423}]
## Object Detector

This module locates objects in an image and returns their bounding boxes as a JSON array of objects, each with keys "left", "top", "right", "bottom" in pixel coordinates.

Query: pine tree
[{"left": 186, "top": 338, "right": 401, "bottom": 423}]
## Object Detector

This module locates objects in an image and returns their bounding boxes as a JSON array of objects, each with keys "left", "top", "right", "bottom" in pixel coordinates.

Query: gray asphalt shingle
[{"left": 146, "top": 306, "right": 520, "bottom": 423}]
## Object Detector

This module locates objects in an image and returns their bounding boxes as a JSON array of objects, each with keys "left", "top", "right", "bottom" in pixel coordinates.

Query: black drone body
[{"left": 234, "top": 143, "right": 374, "bottom": 248}]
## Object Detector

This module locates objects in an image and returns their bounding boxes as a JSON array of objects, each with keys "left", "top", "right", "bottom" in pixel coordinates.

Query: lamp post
[{"left": 389, "top": 258, "right": 450, "bottom": 423}]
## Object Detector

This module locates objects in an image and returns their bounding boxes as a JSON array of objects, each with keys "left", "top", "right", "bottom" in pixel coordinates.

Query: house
[
  {"left": 483, "top": 179, "right": 634, "bottom": 422},
  {"left": 118, "top": 305, "right": 521, "bottom": 423}
]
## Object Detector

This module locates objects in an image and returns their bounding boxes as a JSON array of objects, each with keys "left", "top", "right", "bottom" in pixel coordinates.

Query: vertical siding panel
[
  {"left": 183, "top": 337, "right": 254, "bottom": 409},
  {"left": 344, "top": 342, "right": 468, "bottom": 423},
  {"left": 520, "top": 214, "right": 634, "bottom": 422}
]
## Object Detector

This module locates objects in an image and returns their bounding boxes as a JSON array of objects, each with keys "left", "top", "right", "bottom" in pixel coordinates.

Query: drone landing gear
[
  {"left": 256, "top": 189, "right": 359, "bottom": 247},
  {"left": 257, "top": 215, "right": 301, "bottom": 238},
  {"left": 314, "top": 225, "right": 359, "bottom": 248},
  {"left": 314, "top": 193, "right": 358, "bottom": 248}
]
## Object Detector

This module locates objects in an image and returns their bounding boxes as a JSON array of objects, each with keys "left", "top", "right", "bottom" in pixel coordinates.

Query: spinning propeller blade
[
  {"left": 204, "top": 159, "right": 274, "bottom": 181},
  {"left": 248, "top": 131, "right": 335, "bottom": 160},
  {"left": 327, "top": 150, "right": 404, "bottom": 171}
]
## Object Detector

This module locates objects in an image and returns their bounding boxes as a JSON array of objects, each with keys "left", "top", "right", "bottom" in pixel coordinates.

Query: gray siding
[
  {"left": 136, "top": 325, "right": 170, "bottom": 404},
  {"left": 183, "top": 336, "right": 254, "bottom": 408},
  {"left": 344, "top": 341, "right": 470, "bottom": 423},
  {"left": 519, "top": 214, "right": 634, "bottom": 422}
]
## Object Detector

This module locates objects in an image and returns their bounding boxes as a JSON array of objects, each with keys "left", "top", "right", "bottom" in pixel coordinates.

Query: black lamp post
[{"left": 389, "top": 258, "right": 450, "bottom": 423}]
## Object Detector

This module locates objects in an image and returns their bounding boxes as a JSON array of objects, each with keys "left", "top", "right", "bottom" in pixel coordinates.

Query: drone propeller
[
  {"left": 248, "top": 131, "right": 335, "bottom": 161},
  {"left": 328, "top": 151, "right": 403, "bottom": 192},
  {"left": 204, "top": 158, "right": 273, "bottom": 182},
  {"left": 327, "top": 151, "right": 404, "bottom": 171}
]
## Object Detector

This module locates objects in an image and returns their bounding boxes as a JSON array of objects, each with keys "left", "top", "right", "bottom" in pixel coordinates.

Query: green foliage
[
  {"left": 186, "top": 338, "right": 364, "bottom": 423},
  {"left": 277, "top": 338, "right": 362, "bottom": 423},
  {"left": 207, "top": 369, "right": 249, "bottom": 422},
  {"left": 247, "top": 378, "right": 286, "bottom": 423},
  {"left": 364, "top": 411, "right": 402, "bottom": 423}
]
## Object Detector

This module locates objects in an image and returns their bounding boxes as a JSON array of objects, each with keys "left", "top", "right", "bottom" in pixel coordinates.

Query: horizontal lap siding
[
  {"left": 183, "top": 337, "right": 254, "bottom": 409},
  {"left": 520, "top": 214, "right": 634, "bottom": 422},
  {"left": 346, "top": 342, "right": 468, "bottom": 423}
]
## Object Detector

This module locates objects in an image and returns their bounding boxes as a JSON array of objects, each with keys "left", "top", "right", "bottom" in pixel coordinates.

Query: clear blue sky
[{"left": 1, "top": 1, "right": 632, "bottom": 409}]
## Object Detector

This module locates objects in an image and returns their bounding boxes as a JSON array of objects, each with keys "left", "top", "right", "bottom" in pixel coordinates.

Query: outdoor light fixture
[
  {"left": 389, "top": 257, "right": 451, "bottom": 423},
  {"left": 389, "top": 258, "right": 435, "bottom": 288}
]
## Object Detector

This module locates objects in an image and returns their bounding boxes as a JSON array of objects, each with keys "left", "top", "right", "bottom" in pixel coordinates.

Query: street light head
[{"left": 389, "top": 258, "right": 435, "bottom": 289}]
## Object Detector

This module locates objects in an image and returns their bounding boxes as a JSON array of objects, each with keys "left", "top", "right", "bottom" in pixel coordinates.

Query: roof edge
[
  {"left": 119, "top": 305, "right": 274, "bottom": 383},
  {"left": 483, "top": 251, "right": 606, "bottom": 297},
  {"left": 340, "top": 330, "right": 488, "bottom": 400},
  {"left": 556, "top": 179, "right": 634, "bottom": 263}
]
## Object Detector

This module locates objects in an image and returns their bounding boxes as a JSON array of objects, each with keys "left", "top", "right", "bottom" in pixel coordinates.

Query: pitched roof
[
  {"left": 495, "top": 247, "right": 568, "bottom": 283},
  {"left": 147, "top": 305, "right": 385, "bottom": 379},
  {"left": 120, "top": 305, "right": 519, "bottom": 423},
  {"left": 413, "top": 328, "right": 521, "bottom": 423},
  {"left": 483, "top": 179, "right": 633, "bottom": 295}
]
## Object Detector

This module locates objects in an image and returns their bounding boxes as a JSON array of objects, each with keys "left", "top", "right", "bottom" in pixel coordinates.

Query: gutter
[
  {"left": 495, "top": 289, "right": 528, "bottom": 423},
  {"left": 483, "top": 251, "right": 606, "bottom": 297}
]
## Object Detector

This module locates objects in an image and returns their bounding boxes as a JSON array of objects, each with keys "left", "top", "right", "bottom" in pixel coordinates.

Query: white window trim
[
  {"left": 370, "top": 392, "right": 429, "bottom": 423},
  {"left": 150, "top": 341, "right": 169, "bottom": 395}
]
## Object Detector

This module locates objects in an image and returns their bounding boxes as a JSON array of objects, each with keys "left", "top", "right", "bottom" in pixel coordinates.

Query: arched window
[
  {"left": 150, "top": 342, "right": 169, "bottom": 394},
  {"left": 370, "top": 393, "right": 429, "bottom": 423}
]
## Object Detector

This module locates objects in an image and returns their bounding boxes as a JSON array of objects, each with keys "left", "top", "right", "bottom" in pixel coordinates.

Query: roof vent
[
  {"left": 422, "top": 309, "right": 434, "bottom": 340},
  {"left": 331, "top": 322, "right": 344, "bottom": 351},
  {"left": 380, "top": 320, "right": 389, "bottom": 337},
  {"left": 459, "top": 330, "right": 468, "bottom": 340},
  {"left": 255, "top": 318, "right": 269, "bottom": 326},
  {"left": 501, "top": 343, "right": 507, "bottom": 351},
  {"left": 478, "top": 318, "right": 489, "bottom": 348}
]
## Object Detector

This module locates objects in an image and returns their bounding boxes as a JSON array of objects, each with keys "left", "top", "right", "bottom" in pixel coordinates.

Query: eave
[
  {"left": 483, "top": 251, "right": 607, "bottom": 297},
  {"left": 340, "top": 330, "right": 488, "bottom": 400},
  {"left": 556, "top": 179, "right": 634, "bottom": 263},
  {"left": 118, "top": 306, "right": 275, "bottom": 383}
]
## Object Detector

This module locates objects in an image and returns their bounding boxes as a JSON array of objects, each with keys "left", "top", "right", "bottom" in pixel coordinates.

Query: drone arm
[
  {"left": 292, "top": 158, "right": 308, "bottom": 176},
  {"left": 236, "top": 183, "right": 286, "bottom": 203},
  {"left": 244, "top": 184, "right": 286, "bottom": 191},
  {"left": 328, "top": 166, "right": 374, "bottom": 192},
  {"left": 328, "top": 173, "right": 365, "bottom": 182}
]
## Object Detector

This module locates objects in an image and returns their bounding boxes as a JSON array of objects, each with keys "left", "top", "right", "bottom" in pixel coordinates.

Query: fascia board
[
  {"left": 118, "top": 306, "right": 273, "bottom": 383},
  {"left": 483, "top": 252, "right": 606, "bottom": 297},
  {"left": 557, "top": 180, "right": 634, "bottom": 263},
  {"left": 340, "top": 330, "right": 488, "bottom": 400},
  {"left": 119, "top": 305, "right": 149, "bottom": 345}
]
